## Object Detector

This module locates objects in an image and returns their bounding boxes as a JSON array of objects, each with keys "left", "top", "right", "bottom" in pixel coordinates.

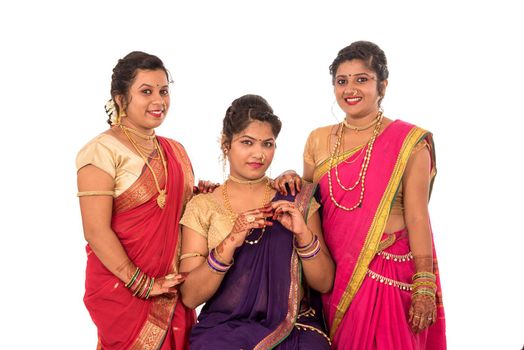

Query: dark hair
[
  {"left": 221, "top": 94, "right": 282, "bottom": 150},
  {"left": 107, "top": 51, "right": 169, "bottom": 125},
  {"left": 329, "top": 41, "right": 389, "bottom": 106}
]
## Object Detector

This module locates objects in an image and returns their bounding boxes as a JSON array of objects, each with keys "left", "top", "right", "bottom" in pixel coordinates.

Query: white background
[{"left": 1, "top": 1, "right": 522, "bottom": 349}]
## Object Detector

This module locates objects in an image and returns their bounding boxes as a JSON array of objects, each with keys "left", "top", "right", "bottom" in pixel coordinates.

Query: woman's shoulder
[
  {"left": 308, "top": 123, "right": 339, "bottom": 138},
  {"left": 77, "top": 132, "right": 122, "bottom": 152},
  {"left": 187, "top": 192, "right": 220, "bottom": 209},
  {"left": 389, "top": 119, "right": 431, "bottom": 134}
]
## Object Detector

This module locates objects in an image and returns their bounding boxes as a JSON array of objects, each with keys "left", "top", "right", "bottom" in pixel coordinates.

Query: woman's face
[
  {"left": 227, "top": 120, "right": 276, "bottom": 181},
  {"left": 333, "top": 59, "right": 386, "bottom": 118},
  {"left": 118, "top": 69, "right": 170, "bottom": 133}
]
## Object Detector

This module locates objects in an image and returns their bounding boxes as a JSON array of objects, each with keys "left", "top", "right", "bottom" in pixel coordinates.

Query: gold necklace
[
  {"left": 327, "top": 111, "right": 383, "bottom": 211},
  {"left": 120, "top": 126, "right": 168, "bottom": 208},
  {"left": 342, "top": 114, "right": 380, "bottom": 132},
  {"left": 228, "top": 175, "right": 268, "bottom": 185},
  {"left": 120, "top": 124, "right": 156, "bottom": 140},
  {"left": 222, "top": 178, "right": 272, "bottom": 244}
]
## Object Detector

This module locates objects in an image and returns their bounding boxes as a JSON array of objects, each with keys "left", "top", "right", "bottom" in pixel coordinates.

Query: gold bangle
[
  {"left": 412, "top": 271, "right": 436, "bottom": 281},
  {"left": 413, "top": 281, "right": 437, "bottom": 290}
]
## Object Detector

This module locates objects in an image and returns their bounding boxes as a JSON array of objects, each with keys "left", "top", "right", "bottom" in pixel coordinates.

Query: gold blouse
[
  {"left": 303, "top": 125, "right": 430, "bottom": 215},
  {"left": 180, "top": 192, "right": 321, "bottom": 251},
  {"left": 76, "top": 133, "right": 145, "bottom": 197}
]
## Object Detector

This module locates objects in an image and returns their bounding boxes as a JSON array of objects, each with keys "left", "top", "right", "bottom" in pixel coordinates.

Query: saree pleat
[{"left": 84, "top": 137, "right": 195, "bottom": 350}]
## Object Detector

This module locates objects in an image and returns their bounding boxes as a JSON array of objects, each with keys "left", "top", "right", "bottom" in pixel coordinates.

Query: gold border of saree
[
  {"left": 327, "top": 127, "right": 433, "bottom": 338},
  {"left": 253, "top": 183, "right": 316, "bottom": 349},
  {"left": 130, "top": 139, "right": 195, "bottom": 350}
]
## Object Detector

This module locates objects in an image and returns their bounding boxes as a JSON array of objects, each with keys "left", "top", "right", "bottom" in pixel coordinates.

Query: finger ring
[
  {"left": 287, "top": 180, "right": 293, "bottom": 183},
  {"left": 414, "top": 315, "right": 420, "bottom": 319},
  {"left": 246, "top": 215, "right": 256, "bottom": 223},
  {"left": 165, "top": 274, "right": 175, "bottom": 280}
]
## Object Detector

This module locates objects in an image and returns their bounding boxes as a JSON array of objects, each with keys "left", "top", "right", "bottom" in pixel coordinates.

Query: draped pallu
[
  {"left": 315, "top": 120, "right": 445, "bottom": 349},
  {"left": 84, "top": 137, "right": 195, "bottom": 350},
  {"left": 187, "top": 186, "right": 330, "bottom": 350}
]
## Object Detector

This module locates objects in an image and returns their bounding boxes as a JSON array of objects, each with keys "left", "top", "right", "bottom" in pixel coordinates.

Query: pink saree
[
  {"left": 83, "top": 137, "right": 196, "bottom": 350},
  {"left": 314, "top": 120, "right": 446, "bottom": 349}
]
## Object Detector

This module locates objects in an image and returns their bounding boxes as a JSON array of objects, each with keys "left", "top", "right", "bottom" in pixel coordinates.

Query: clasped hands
[{"left": 227, "top": 200, "right": 311, "bottom": 247}]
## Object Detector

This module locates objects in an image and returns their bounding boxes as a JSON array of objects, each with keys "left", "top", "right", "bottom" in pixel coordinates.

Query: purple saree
[{"left": 190, "top": 190, "right": 330, "bottom": 350}]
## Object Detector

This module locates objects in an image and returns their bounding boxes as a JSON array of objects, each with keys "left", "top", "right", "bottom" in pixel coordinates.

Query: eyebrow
[
  {"left": 336, "top": 72, "right": 373, "bottom": 78},
  {"left": 137, "top": 83, "right": 169, "bottom": 89},
  {"left": 238, "top": 135, "right": 275, "bottom": 142}
]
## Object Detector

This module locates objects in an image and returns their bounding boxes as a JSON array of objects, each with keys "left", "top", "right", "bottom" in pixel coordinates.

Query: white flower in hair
[{"left": 105, "top": 99, "right": 118, "bottom": 125}]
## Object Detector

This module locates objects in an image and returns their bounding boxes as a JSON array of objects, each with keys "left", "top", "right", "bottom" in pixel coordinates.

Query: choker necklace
[
  {"left": 228, "top": 175, "right": 268, "bottom": 185},
  {"left": 343, "top": 115, "right": 380, "bottom": 132},
  {"left": 120, "top": 124, "right": 156, "bottom": 140}
]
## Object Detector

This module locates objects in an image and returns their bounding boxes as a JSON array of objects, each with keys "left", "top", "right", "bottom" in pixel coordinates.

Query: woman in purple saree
[{"left": 179, "top": 95, "right": 334, "bottom": 349}]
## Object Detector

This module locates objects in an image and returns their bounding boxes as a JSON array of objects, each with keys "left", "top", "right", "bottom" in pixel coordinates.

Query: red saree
[
  {"left": 314, "top": 120, "right": 446, "bottom": 349},
  {"left": 84, "top": 137, "right": 196, "bottom": 350}
]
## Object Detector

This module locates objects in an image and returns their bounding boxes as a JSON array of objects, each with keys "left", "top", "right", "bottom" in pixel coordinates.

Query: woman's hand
[
  {"left": 148, "top": 273, "right": 188, "bottom": 298},
  {"left": 227, "top": 207, "right": 274, "bottom": 248},
  {"left": 272, "top": 170, "right": 302, "bottom": 196},
  {"left": 193, "top": 180, "right": 221, "bottom": 194},
  {"left": 408, "top": 293, "right": 437, "bottom": 333},
  {"left": 271, "top": 200, "right": 311, "bottom": 243}
]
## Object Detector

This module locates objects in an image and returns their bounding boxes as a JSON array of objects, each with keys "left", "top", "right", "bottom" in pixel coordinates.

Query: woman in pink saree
[
  {"left": 76, "top": 52, "right": 199, "bottom": 349},
  {"left": 276, "top": 41, "right": 446, "bottom": 349}
]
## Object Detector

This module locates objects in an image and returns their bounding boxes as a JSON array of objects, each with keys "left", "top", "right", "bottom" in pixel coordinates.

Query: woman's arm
[
  {"left": 179, "top": 208, "right": 272, "bottom": 309},
  {"left": 403, "top": 145, "right": 436, "bottom": 333},
  {"left": 299, "top": 210, "right": 335, "bottom": 293},
  {"left": 78, "top": 165, "right": 181, "bottom": 296},
  {"left": 271, "top": 201, "right": 334, "bottom": 293}
]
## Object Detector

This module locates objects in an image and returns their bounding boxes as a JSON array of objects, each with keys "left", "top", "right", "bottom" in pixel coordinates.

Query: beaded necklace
[{"left": 327, "top": 111, "right": 383, "bottom": 211}]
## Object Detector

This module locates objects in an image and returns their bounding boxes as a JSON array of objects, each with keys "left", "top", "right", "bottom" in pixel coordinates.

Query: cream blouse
[
  {"left": 180, "top": 192, "right": 321, "bottom": 251},
  {"left": 76, "top": 133, "right": 145, "bottom": 197}
]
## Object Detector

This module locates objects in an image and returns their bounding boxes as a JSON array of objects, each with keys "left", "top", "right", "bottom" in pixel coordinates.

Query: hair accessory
[{"left": 105, "top": 99, "right": 118, "bottom": 125}]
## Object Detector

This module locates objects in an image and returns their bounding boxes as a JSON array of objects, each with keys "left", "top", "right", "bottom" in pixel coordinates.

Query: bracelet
[
  {"left": 294, "top": 231, "right": 316, "bottom": 250},
  {"left": 412, "top": 271, "right": 436, "bottom": 282},
  {"left": 297, "top": 238, "right": 321, "bottom": 260},
  {"left": 125, "top": 267, "right": 141, "bottom": 288},
  {"left": 132, "top": 273, "right": 148, "bottom": 296},
  {"left": 214, "top": 248, "right": 234, "bottom": 266},
  {"left": 207, "top": 248, "right": 233, "bottom": 274},
  {"left": 412, "top": 289, "right": 436, "bottom": 299},
  {"left": 412, "top": 281, "right": 437, "bottom": 290},
  {"left": 144, "top": 277, "right": 155, "bottom": 299}
]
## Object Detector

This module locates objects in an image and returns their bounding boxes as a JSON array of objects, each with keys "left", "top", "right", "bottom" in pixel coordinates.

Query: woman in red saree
[
  {"left": 76, "top": 52, "right": 199, "bottom": 349},
  {"left": 276, "top": 41, "right": 446, "bottom": 349}
]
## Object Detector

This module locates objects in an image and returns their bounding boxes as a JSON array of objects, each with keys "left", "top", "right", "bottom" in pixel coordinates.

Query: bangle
[
  {"left": 207, "top": 248, "right": 233, "bottom": 274},
  {"left": 144, "top": 277, "right": 155, "bottom": 299},
  {"left": 294, "top": 231, "right": 315, "bottom": 250},
  {"left": 412, "top": 288, "right": 436, "bottom": 298},
  {"left": 412, "top": 281, "right": 437, "bottom": 290},
  {"left": 214, "top": 248, "right": 234, "bottom": 266},
  {"left": 296, "top": 238, "right": 321, "bottom": 260},
  {"left": 412, "top": 271, "right": 436, "bottom": 282},
  {"left": 125, "top": 267, "right": 140, "bottom": 288},
  {"left": 132, "top": 273, "right": 147, "bottom": 296}
]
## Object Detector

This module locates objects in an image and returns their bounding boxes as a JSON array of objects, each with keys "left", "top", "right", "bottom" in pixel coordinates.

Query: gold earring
[{"left": 115, "top": 109, "right": 126, "bottom": 125}]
